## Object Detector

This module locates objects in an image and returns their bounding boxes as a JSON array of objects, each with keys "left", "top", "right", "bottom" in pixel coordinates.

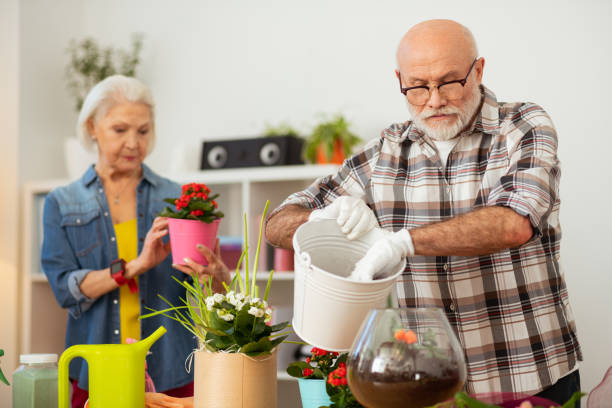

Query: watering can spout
[{"left": 137, "top": 326, "right": 167, "bottom": 353}]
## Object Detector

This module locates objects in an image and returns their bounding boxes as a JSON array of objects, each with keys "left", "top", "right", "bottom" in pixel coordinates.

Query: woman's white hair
[{"left": 76, "top": 74, "right": 156, "bottom": 153}]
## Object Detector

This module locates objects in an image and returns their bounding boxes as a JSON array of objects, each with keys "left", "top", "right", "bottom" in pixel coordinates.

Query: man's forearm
[
  {"left": 410, "top": 206, "right": 533, "bottom": 256},
  {"left": 265, "top": 204, "right": 312, "bottom": 249}
]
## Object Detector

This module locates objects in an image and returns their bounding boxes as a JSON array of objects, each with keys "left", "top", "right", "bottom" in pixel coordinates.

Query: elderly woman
[{"left": 41, "top": 75, "right": 230, "bottom": 408}]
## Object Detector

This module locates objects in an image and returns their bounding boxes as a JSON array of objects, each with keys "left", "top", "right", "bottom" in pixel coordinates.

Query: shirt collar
[
  {"left": 389, "top": 84, "right": 500, "bottom": 143},
  {"left": 80, "top": 163, "right": 158, "bottom": 188}
]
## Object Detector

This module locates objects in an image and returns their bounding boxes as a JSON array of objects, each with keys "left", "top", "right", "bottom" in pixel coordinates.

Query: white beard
[{"left": 408, "top": 85, "right": 482, "bottom": 141}]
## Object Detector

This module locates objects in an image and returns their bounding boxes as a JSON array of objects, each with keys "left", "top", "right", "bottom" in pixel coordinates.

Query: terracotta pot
[
  {"left": 167, "top": 218, "right": 220, "bottom": 266},
  {"left": 316, "top": 139, "right": 345, "bottom": 164},
  {"left": 193, "top": 348, "right": 278, "bottom": 408}
]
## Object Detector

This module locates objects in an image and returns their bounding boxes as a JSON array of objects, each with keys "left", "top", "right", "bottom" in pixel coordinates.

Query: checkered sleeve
[
  {"left": 487, "top": 103, "right": 561, "bottom": 232},
  {"left": 271, "top": 138, "right": 382, "bottom": 213}
]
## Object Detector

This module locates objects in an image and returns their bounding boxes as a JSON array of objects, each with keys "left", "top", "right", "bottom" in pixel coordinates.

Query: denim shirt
[{"left": 41, "top": 164, "right": 196, "bottom": 391}]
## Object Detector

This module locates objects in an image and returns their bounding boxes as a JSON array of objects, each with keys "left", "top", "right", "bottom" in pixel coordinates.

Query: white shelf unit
[{"left": 21, "top": 164, "right": 337, "bottom": 404}]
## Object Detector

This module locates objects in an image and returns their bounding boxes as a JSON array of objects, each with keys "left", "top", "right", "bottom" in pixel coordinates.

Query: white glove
[
  {"left": 308, "top": 196, "right": 378, "bottom": 240},
  {"left": 349, "top": 229, "right": 414, "bottom": 281}
]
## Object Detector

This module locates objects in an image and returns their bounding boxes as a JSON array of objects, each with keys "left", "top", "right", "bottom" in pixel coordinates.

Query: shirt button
[
  {"left": 449, "top": 303, "right": 456, "bottom": 311},
  {"left": 76, "top": 219, "right": 81, "bottom": 224},
  {"left": 99, "top": 188, "right": 103, "bottom": 193},
  {"left": 443, "top": 263, "right": 449, "bottom": 271},
  {"left": 104, "top": 212, "right": 109, "bottom": 217},
  {"left": 114, "top": 329, "right": 119, "bottom": 335},
  {"left": 113, "top": 299, "right": 118, "bottom": 305},
  {"left": 111, "top": 237, "right": 116, "bottom": 242}
]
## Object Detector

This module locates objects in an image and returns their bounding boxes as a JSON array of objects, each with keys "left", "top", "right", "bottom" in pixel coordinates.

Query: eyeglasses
[{"left": 398, "top": 58, "right": 478, "bottom": 106}]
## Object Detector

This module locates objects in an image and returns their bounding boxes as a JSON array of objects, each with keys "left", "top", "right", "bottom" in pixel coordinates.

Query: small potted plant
[
  {"left": 159, "top": 183, "right": 224, "bottom": 266},
  {"left": 287, "top": 348, "right": 361, "bottom": 408},
  {"left": 143, "top": 201, "right": 290, "bottom": 408},
  {"left": 304, "top": 115, "right": 362, "bottom": 165},
  {"left": 263, "top": 122, "right": 300, "bottom": 138}
]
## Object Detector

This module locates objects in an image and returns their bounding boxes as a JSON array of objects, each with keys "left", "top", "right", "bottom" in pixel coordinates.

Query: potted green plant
[
  {"left": 142, "top": 201, "right": 290, "bottom": 408},
  {"left": 304, "top": 115, "right": 362, "bottom": 165},
  {"left": 63, "top": 34, "right": 144, "bottom": 180},
  {"left": 287, "top": 347, "right": 348, "bottom": 408},
  {"left": 263, "top": 122, "right": 300, "bottom": 138},
  {"left": 158, "top": 182, "right": 224, "bottom": 266}
]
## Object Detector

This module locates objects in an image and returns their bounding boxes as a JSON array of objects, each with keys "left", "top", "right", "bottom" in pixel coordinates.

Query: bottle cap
[{"left": 19, "top": 354, "right": 58, "bottom": 364}]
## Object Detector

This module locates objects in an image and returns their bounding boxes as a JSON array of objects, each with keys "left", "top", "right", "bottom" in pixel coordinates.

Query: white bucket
[{"left": 292, "top": 219, "right": 405, "bottom": 351}]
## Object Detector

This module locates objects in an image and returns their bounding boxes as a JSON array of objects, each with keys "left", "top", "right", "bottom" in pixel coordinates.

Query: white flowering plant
[{"left": 141, "top": 201, "right": 290, "bottom": 356}]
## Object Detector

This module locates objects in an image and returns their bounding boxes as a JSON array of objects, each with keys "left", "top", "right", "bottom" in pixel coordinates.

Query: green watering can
[{"left": 58, "top": 326, "right": 166, "bottom": 408}]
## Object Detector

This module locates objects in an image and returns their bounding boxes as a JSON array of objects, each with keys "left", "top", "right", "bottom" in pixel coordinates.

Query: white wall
[
  {"left": 1, "top": 0, "right": 20, "bottom": 404},
  {"left": 18, "top": 0, "right": 612, "bottom": 395}
]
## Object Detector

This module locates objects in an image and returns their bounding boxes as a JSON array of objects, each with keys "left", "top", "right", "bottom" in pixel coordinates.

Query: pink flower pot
[{"left": 167, "top": 218, "right": 221, "bottom": 266}]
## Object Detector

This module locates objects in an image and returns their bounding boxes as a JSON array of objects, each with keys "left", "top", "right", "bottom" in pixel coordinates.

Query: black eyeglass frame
[{"left": 398, "top": 58, "right": 479, "bottom": 98}]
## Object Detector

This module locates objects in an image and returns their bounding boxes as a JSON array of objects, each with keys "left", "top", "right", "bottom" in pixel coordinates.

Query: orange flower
[{"left": 394, "top": 329, "right": 417, "bottom": 344}]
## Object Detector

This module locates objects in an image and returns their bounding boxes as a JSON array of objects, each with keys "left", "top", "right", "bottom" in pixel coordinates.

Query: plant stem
[
  {"left": 244, "top": 213, "right": 249, "bottom": 296},
  {"left": 251, "top": 200, "right": 270, "bottom": 296}
]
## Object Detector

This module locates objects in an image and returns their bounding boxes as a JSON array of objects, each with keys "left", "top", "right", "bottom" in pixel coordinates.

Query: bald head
[{"left": 397, "top": 20, "right": 479, "bottom": 79}]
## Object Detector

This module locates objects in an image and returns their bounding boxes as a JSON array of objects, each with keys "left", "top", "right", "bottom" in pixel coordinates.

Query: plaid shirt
[{"left": 275, "top": 85, "right": 581, "bottom": 394}]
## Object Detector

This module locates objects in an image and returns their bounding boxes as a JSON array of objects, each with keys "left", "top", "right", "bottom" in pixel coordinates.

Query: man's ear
[
  {"left": 394, "top": 69, "right": 400, "bottom": 80},
  {"left": 475, "top": 58, "right": 485, "bottom": 84}
]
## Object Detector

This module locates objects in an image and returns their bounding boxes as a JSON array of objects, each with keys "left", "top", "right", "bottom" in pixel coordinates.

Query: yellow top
[{"left": 114, "top": 219, "right": 141, "bottom": 343}]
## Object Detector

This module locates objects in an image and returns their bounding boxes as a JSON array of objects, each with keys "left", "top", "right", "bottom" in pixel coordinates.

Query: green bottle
[{"left": 12, "top": 354, "right": 58, "bottom": 408}]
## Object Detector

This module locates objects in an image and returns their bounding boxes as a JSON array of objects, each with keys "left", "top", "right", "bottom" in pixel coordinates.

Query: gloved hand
[
  {"left": 308, "top": 196, "right": 378, "bottom": 240},
  {"left": 349, "top": 228, "right": 414, "bottom": 281}
]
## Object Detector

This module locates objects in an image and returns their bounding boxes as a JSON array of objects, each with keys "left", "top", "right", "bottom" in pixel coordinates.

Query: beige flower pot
[{"left": 193, "top": 348, "right": 278, "bottom": 408}]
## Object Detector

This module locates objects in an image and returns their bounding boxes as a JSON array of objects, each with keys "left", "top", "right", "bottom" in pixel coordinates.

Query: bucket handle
[{"left": 300, "top": 252, "right": 312, "bottom": 271}]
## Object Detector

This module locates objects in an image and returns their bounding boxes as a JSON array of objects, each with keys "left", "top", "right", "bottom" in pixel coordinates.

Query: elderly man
[{"left": 266, "top": 20, "right": 581, "bottom": 403}]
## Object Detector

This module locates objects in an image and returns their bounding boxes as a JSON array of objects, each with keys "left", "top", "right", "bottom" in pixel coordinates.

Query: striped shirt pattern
[{"left": 274, "top": 86, "right": 581, "bottom": 394}]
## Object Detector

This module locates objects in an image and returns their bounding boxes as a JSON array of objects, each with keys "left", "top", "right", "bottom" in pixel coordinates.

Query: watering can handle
[{"left": 58, "top": 345, "right": 87, "bottom": 408}]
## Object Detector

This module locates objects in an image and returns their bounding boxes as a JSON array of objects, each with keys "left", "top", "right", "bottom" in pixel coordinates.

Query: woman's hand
[
  {"left": 145, "top": 393, "right": 193, "bottom": 408},
  {"left": 126, "top": 217, "right": 171, "bottom": 279},
  {"left": 172, "top": 238, "right": 231, "bottom": 293}
]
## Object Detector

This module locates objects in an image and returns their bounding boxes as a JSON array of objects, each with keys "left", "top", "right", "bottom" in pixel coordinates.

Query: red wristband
[{"left": 110, "top": 259, "right": 138, "bottom": 293}]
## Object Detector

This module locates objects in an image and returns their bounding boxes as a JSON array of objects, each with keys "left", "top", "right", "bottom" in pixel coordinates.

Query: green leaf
[
  {"left": 0, "top": 368, "right": 9, "bottom": 386},
  {"left": 239, "top": 337, "right": 274, "bottom": 355},
  {"left": 270, "top": 335, "right": 288, "bottom": 349},
  {"left": 561, "top": 392, "right": 586, "bottom": 408},
  {"left": 208, "top": 309, "right": 233, "bottom": 332},
  {"left": 287, "top": 361, "right": 311, "bottom": 370},
  {"left": 286, "top": 365, "right": 305, "bottom": 378},
  {"left": 205, "top": 332, "right": 233, "bottom": 350},
  {"left": 269, "top": 321, "right": 289, "bottom": 332},
  {"left": 252, "top": 319, "right": 267, "bottom": 337},
  {"left": 163, "top": 198, "right": 176, "bottom": 206},
  {"left": 235, "top": 307, "right": 255, "bottom": 334},
  {"left": 158, "top": 207, "right": 176, "bottom": 217}
]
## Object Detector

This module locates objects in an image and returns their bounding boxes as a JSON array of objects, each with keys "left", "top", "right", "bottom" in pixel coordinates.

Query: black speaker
[{"left": 200, "top": 135, "right": 304, "bottom": 169}]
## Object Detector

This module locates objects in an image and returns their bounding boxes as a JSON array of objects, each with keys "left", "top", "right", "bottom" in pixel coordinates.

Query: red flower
[
  {"left": 303, "top": 368, "right": 314, "bottom": 377},
  {"left": 327, "top": 366, "right": 348, "bottom": 387},
  {"left": 190, "top": 210, "right": 204, "bottom": 217},
  {"left": 311, "top": 347, "right": 328, "bottom": 357},
  {"left": 306, "top": 357, "right": 310, "bottom": 363},
  {"left": 164, "top": 182, "right": 223, "bottom": 222}
]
